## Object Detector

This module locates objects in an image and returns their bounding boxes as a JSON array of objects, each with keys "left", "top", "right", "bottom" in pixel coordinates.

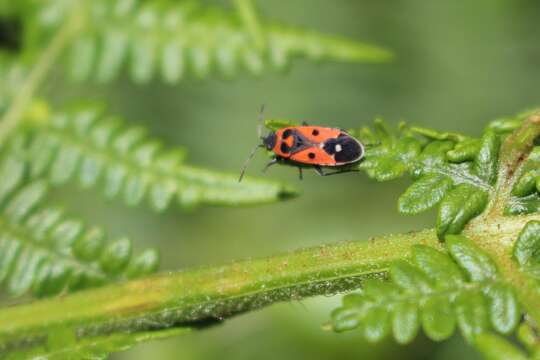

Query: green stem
[
  {"left": 3, "top": 212, "right": 540, "bottom": 355},
  {"left": 1, "top": 113, "right": 540, "bottom": 356},
  {"left": 0, "top": 229, "right": 440, "bottom": 354},
  {"left": 0, "top": 8, "right": 80, "bottom": 144}
]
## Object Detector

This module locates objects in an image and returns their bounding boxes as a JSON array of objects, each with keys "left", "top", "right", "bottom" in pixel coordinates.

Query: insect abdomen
[{"left": 323, "top": 135, "right": 364, "bottom": 164}]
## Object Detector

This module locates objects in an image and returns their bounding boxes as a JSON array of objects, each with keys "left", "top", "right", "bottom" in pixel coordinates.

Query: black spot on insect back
[
  {"left": 282, "top": 129, "right": 293, "bottom": 139},
  {"left": 280, "top": 142, "right": 291, "bottom": 153},
  {"left": 312, "top": 129, "right": 319, "bottom": 136},
  {"left": 308, "top": 152, "right": 316, "bottom": 159},
  {"left": 323, "top": 138, "right": 338, "bottom": 155},
  {"left": 334, "top": 136, "right": 363, "bottom": 163}
]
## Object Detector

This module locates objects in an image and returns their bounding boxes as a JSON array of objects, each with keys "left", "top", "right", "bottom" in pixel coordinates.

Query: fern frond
[
  {"left": 233, "top": 0, "right": 266, "bottom": 51},
  {"left": 19, "top": 101, "right": 296, "bottom": 211},
  {"left": 358, "top": 118, "right": 505, "bottom": 239},
  {"left": 0, "top": 141, "right": 159, "bottom": 298},
  {"left": 264, "top": 114, "right": 530, "bottom": 240},
  {"left": 265, "top": 112, "right": 540, "bottom": 239},
  {"left": 27, "top": 0, "right": 391, "bottom": 83},
  {"left": 330, "top": 236, "right": 520, "bottom": 344}
]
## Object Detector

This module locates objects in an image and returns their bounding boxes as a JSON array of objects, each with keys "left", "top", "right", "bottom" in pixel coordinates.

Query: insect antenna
[
  {"left": 239, "top": 105, "right": 268, "bottom": 183},
  {"left": 238, "top": 144, "right": 264, "bottom": 182},
  {"left": 257, "top": 104, "right": 266, "bottom": 139}
]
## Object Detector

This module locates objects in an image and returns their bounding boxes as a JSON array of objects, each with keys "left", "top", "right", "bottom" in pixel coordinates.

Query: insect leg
[
  {"left": 262, "top": 158, "right": 278, "bottom": 173},
  {"left": 298, "top": 167, "right": 303, "bottom": 180},
  {"left": 313, "top": 165, "right": 325, "bottom": 176},
  {"left": 320, "top": 168, "right": 360, "bottom": 176}
]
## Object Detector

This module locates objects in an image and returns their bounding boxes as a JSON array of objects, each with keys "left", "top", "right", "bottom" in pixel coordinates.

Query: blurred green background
[{"left": 46, "top": 0, "right": 540, "bottom": 359}]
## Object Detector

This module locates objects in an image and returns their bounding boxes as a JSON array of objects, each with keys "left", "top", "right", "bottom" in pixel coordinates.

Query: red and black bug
[{"left": 239, "top": 110, "right": 365, "bottom": 181}]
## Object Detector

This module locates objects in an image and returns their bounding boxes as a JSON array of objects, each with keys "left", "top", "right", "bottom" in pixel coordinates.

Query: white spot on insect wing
[{"left": 335, "top": 144, "right": 342, "bottom": 152}]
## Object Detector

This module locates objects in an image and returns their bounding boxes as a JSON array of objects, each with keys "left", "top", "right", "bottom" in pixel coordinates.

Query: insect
[{"left": 239, "top": 109, "right": 365, "bottom": 182}]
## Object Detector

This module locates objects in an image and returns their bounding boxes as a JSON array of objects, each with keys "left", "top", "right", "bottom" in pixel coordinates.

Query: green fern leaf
[
  {"left": 267, "top": 112, "right": 536, "bottom": 239},
  {"left": 436, "top": 183, "right": 487, "bottom": 240},
  {"left": 512, "top": 221, "right": 540, "bottom": 282},
  {"left": 474, "top": 333, "right": 529, "bottom": 360},
  {"left": 0, "top": 150, "right": 159, "bottom": 298},
  {"left": 20, "top": 101, "right": 296, "bottom": 211},
  {"left": 474, "top": 130, "right": 500, "bottom": 185},
  {"left": 447, "top": 236, "right": 520, "bottom": 335},
  {"left": 446, "top": 138, "right": 481, "bottom": 162},
  {"left": 487, "top": 109, "right": 538, "bottom": 134},
  {"left": 483, "top": 284, "right": 520, "bottom": 335},
  {"left": 506, "top": 194, "right": 540, "bottom": 216},
  {"left": 5, "top": 326, "right": 189, "bottom": 360},
  {"left": 512, "top": 221, "right": 540, "bottom": 267},
  {"left": 265, "top": 114, "right": 518, "bottom": 240},
  {"left": 422, "top": 296, "right": 455, "bottom": 341},
  {"left": 359, "top": 119, "right": 423, "bottom": 181},
  {"left": 357, "top": 118, "right": 499, "bottom": 240},
  {"left": 507, "top": 148, "right": 540, "bottom": 215},
  {"left": 264, "top": 118, "right": 298, "bottom": 132},
  {"left": 26, "top": 0, "right": 391, "bottom": 83},
  {"left": 398, "top": 174, "right": 453, "bottom": 214},
  {"left": 330, "top": 236, "right": 521, "bottom": 344},
  {"left": 446, "top": 234, "right": 498, "bottom": 281},
  {"left": 392, "top": 301, "right": 419, "bottom": 345},
  {"left": 454, "top": 290, "right": 490, "bottom": 342}
]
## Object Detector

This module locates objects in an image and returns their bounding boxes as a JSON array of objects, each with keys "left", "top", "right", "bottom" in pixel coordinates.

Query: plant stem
[
  {"left": 0, "top": 229, "right": 440, "bottom": 354},
  {"left": 0, "top": 8, "right": 81, "bottom": 144},
  {"left": 2, "top": 212, "right": 540, "bottom": 355},
  {"left": 1, "top": 115, "right": 540, "bottom": 355}
]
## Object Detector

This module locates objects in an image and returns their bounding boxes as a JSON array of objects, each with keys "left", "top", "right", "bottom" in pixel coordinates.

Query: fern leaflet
[
  {"left": 359, "top": 119, "right": 506, "bottom": 239},
  {"left": 512, "top": 221, "right": 540, "bottom": 284},
  {"left": 5, "top": 327, "right": 189, "bottom": 360},
  {"left": 507, "top": 147, "right": 540, "bottom": 215},
  {"left": 0, "top": 136, "right": 159, "bottom": 298},
  {"left": 330, "top": 236, "right": 520, "bottom": 344},
  {"left": 19, "top": 0, "right": 392, "bottom": 83},
  {"left": 266, "top": 113, "right": 530, "bottom": 240},
  {"left": 19, "top": 101, "right": 296, "bottom": 211},
  {"left": 474, "top": 333, "right": 529, "bottom": 360}
]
